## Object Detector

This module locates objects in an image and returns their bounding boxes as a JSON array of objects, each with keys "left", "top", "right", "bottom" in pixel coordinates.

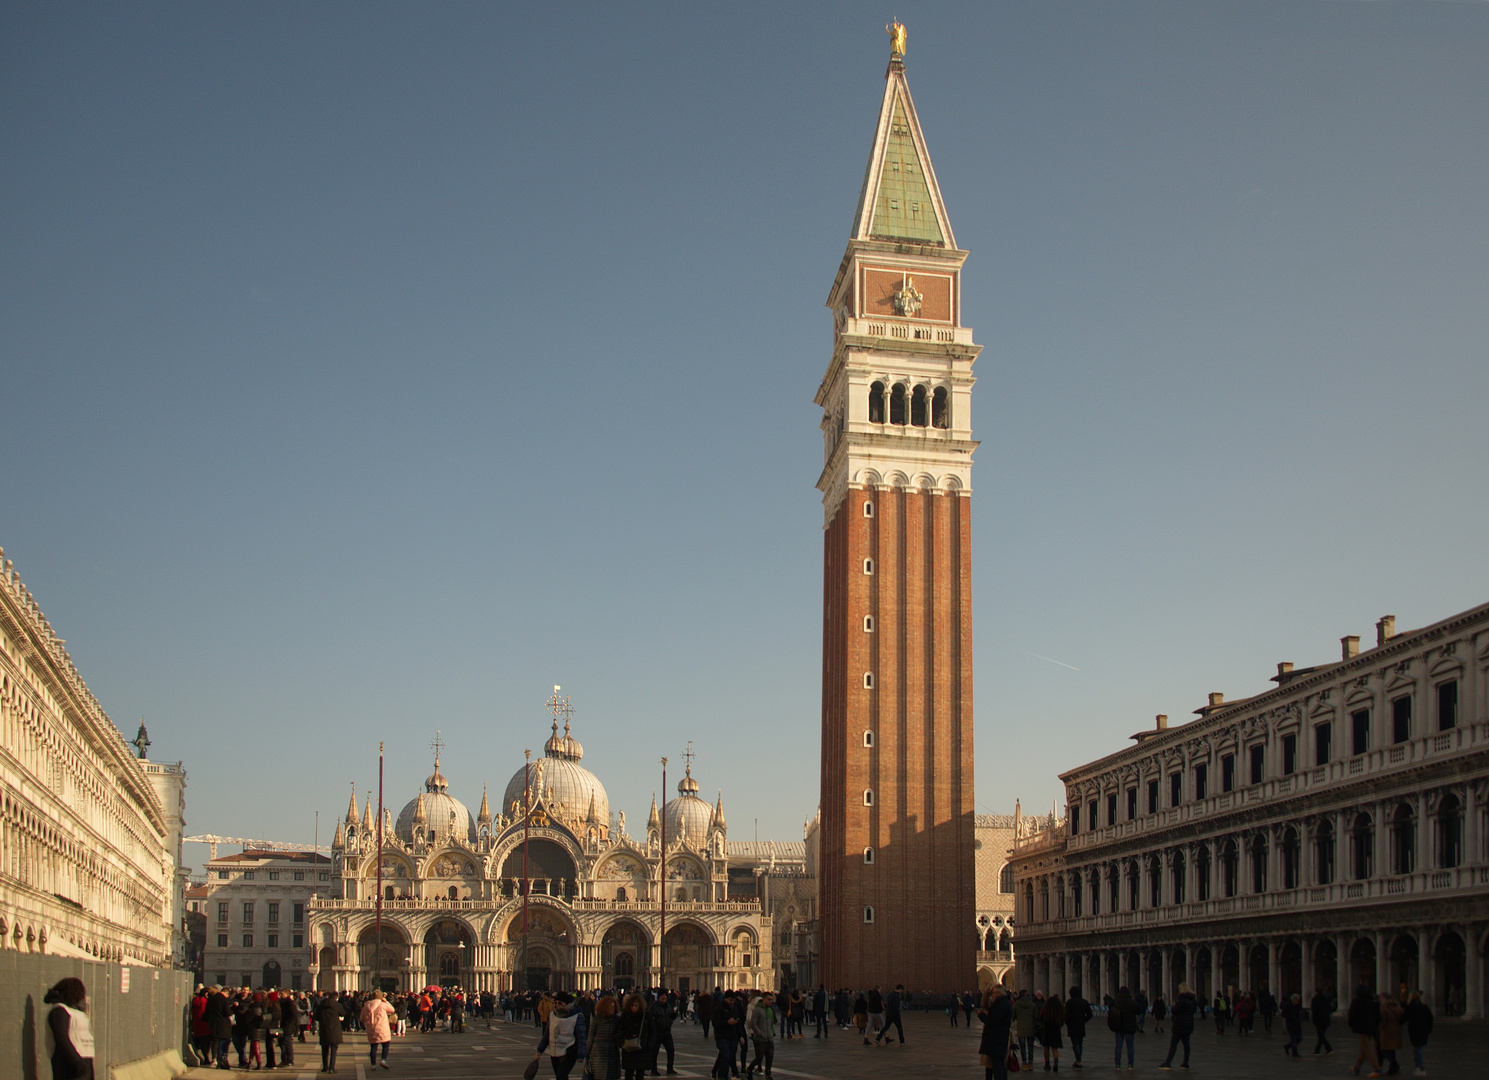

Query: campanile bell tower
[{"left": 815, "top": 24, "right": 978, "bottom": 993}]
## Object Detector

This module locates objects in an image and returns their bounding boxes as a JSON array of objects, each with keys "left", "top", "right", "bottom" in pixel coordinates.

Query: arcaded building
[
  {"left": 816, "top": 23, "right": 980, "bottom": 994},
  {"left": 1010, "top": 602, "right": 1489, "bottom": 1018},
  {"left": 0, "top": 547, "right": 182, "bottom": 965}
]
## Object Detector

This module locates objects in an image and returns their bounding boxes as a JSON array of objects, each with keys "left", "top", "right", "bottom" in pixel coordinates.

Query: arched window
[
  {"left": 447, "top": 885, "right": 459, "bottom": 900},
  {"left": 1281, "top": 827, "right": 1300, "bottom": 890},
  {"left": 1316, "top": 821, "right": 1336, "bottom": 885},
  {"left": 868, "top": 382, "right": 885, "bottom": 424},
  {"left": 863, "top": 847, "right": 875, "bottom": 864},
  {"left": 1391, "top": 805, "right": 1415, "bottom": 875},
  {"left": 910, "top": 385, "right": 928, "bottom": 427},
  {"left": 1070, "top": 871, "right": 1083, "bottom": 917},
  {"left": 1108, "top": 866, "right": 1120, "bottom": 912},
  {"left": 1127, "top": 862, "right": 1140, "bottom": 911},
  {"left": 1437, "top": 795, "right": 1462, "bottom": 868},
  {"left": 1351, "top": 813, "right": 1374, "bottom": 880},
  {"left": 615, "top": 952, "right": 633, "bottom": 978},
  {"left": 863, "top": 906, "right": 875, "bottom": 924},
  {"left": 1089, "top": 868, "right": 1101, "bottom": 915},
  {"left": 1148, "top": 856, "right": 1162, "bottom": 907},
  {"left": 1250, "top": 835, "right": 1268, "bottom": 893},
  {"left": 999, "top": 865, "right": 1015, "bottom": 894},
  {"left": 616, "top": 887, "right": 627, "bottom": 902},
  {"left": 889, "top": 383, "right": 907, "bottom": 425},
  {"left": 863, "top": 789, "right": 874, "bottom": 806},
  {"left": 385, "top": 886, "right": 394, "bottom": 901},
  {"left": 1221, "top": 840, "right": 1239, "bottom": 898},
  {"left": 932, "top": 387, "right": 949, "bottom": 428},
  {"left": 1196, "top": 845, "right": 1211, "bottom": 901},
  {"left": 1023, "top": 881, "right": 1034, "bottom": 922},
  {"left": 1039, "top": 878, "right": 1050, "bottom": 921},
  {"left": 1171, "top": 850, "right": 1186, "bottom": 905}
]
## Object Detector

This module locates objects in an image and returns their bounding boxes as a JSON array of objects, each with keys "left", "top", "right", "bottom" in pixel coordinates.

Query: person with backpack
[
  {"left": 1403, "top": 989, "right": 1432, "bottom": 1078},
  {"left": 1346, "top": 983, "right": 1382, "bottom": 1078},
  {"left": 535, "top": 992, "right": 589, "bottom": 1080},
  {"left": 1012, "top": 989, "right": 1038, "bottom": 1069},
  {"left": 1109, "top": 986, "right": 1138, "bottom": 1070}
]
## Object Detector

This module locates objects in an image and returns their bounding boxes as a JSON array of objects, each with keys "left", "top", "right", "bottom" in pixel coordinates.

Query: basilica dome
[
  {"left": 395, "top": 759, "right": 477, "bottom": 844},
  {"left": 501, "top": 719, "right": 610, "bottom": 829},
  {"left": 663, "top": 766, "right": 715, "bottom": 843}
]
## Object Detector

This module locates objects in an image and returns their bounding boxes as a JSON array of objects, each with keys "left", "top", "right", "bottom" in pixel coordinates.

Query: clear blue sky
[{"left": 3, "top": 3, "right": 1485, "bottom": 870}]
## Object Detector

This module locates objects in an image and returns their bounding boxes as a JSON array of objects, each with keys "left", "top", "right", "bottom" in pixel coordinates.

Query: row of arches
[
  {"left": 867, "top": 381, "right": 949, "bottom": 428},
  {"left": 1026, "top": 798, "right": 1470, "bottom": 923},
  {"left": 1018, "top": 930, "right": 1476, "bottom": 1017}
]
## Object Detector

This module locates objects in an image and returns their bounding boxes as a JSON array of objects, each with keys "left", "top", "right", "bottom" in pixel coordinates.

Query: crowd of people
[{"left": 971, "top": 980, "right": 1438, "bottom": 1079}]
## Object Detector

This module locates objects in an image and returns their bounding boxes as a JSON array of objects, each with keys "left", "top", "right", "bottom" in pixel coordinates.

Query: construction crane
[{"left": 184, "top": 834, "right": 330, "bottom": 859}]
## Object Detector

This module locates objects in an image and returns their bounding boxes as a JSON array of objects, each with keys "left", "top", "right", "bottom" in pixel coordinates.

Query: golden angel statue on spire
[{"left": 886, "top": 20, "right": 907, "bottom": 58}]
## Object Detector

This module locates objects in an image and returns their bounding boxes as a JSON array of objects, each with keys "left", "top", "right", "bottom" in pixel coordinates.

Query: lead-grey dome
[
  {"left": 395, "top": 758, "right": 476, "bottom": 843},
  {"left": 663, "top": 765, "right": 713, "bottom": 842},
  {"left": 502, "top": 719, "right": 610, "bottom": 828}
]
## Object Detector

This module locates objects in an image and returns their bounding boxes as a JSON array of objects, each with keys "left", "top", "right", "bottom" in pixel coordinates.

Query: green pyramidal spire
[{"left": 849, "top": 54, "right": 953, "bottom": 247}]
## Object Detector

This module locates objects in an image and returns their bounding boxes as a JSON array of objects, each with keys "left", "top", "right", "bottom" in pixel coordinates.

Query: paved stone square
[{"left": 184, "top": 1011, "right": 1485, "bottom": 1080}]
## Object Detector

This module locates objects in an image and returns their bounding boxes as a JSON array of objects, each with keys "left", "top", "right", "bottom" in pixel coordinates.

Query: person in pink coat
[{"left": 360, "top": 990, "right": 397, "bottom": 1070}]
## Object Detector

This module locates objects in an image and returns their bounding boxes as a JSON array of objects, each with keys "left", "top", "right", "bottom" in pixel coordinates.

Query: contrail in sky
[{"left": 1016, "top": 648, "right": 1080, "bottom": 671}]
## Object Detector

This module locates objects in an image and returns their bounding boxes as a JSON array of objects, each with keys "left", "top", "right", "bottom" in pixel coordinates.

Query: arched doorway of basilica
[
  {"left": 360, "top": 924, "right": 408, "bottom": 992},
  {"left": 602, "top": 921, "right": 650, "bottom": 991},
  {"left": 505, "top": 907, "right": 575, "bottom": 992},
  {"left": 662, "top": 923, "right": 715, "bottom": 993},
  {"left": 425, "top": 919, "right": 473, "bottom": 989},
  {"left": 500, "top": 839, "right": 579, "bottom": 899},
  {"left": 317, "top": 946, "right": 337, "bottom": 992}
]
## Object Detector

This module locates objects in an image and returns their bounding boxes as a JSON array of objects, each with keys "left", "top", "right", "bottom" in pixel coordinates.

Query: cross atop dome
[{"left": 425, "top": 729, "right": 449, "bottom": 793}]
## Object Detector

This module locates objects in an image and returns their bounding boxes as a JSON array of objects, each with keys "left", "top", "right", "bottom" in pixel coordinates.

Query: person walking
[
  {"left": 586, "top": 994, "right": 621, "bottom": 1080},
  {"left": 1040, "top": 990, "right": 1065, "bottom": 1071},
  {"left": 315, "top": 994, "right": 344, "bottom": 1074},
  {"left": 1280, "top": 993, "right": 1304, "bottom": 1057},
  {"left": 1133, "top": 990, "right": 1148, "bottom": 1035},
  {"left": 1311, "top": 986, "right": 1336, "bottom": 1054},
  {"left": 647, "top": 990, "right": 677, "bottom": 1075},
  {"left": 360, "top": 990, "right": 395, "bottom": 1071},
  {"left": 883, "top": 985, "right": 905, "bottom": 1045},
  {"left": 535, "top": 993, "right": 589, "bottom": 1080},
  {"left": 744, "top": 991, "right": 776, "bottom": 1079},
  {"left": 1156, "top": 984, "right": 1196, "bottom": 1070},
  {"left": 1064, "top": 986, "right": 1092, "bottom": 1071},
  {"left": 206, "top": 986, "right": 234, "bottom": 1070},
  {"left": 1013, "top": 989, "right": 1038, "bottom": 1070},
  {"left": 812, "top": 987, "right": 828, "bottom": 1039},
  {"left": 1403, "top": 990, "right": 1432, "bottom": 1078},
  {"left": 711, "top": 990, "right": 743, "bottom": 1080},
  {"left": 1110, "top": 986, "right": 1138, "bottom": 1070},
  {"left": 978, "top": 984, "right": 1014, "bottom": 1080},
  {"left": 44, "top": 978, "right": 95, "bottom": 1080},
  {"left": 1376, "top": 993, "right": 1403, "bottom": 1076},
  {"left": 1259, "top": 987, "right": 1277, "bottom": 1035},
  {"left": 278, "top": 991, "right": 299, "bottom": 1068},
  {"left": 1346, "top": 983, "right": 1382, "bottom": 1078},
  {"left": 696, "top": 990, "right": 713, "bottom": 1040},
  {"left": 866, "top": 986, "right": 885, "bottom": 1045}
]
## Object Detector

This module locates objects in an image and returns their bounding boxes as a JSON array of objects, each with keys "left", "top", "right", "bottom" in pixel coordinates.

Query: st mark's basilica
[{"left": 306, "top": 696, "right": 782, "bottom": 994}]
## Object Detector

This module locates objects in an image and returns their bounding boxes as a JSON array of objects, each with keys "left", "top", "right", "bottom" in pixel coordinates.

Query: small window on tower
[
  {"left": 863, "top": 500, "right": 874, "bottom": 518},
  {"left": 863, "top": 615, "right": 874, "bottom": 632},
  {"left": 863, "top": 558, "right": 874, "bottom": 575},
  {"left": 863, "top": 672, "right": 874, "bottom": 689},
  {"left": 864, "top": 906, "right": 875, "bottom": 923},
  {"left": 932, "top": 387, "right": 949, "bottom": 429},
  {"left": 863, "top": 730, "right": 874, "bottom": 748},
  {"left": 868, "top": 382, "right": 885, "bottom": 424},
  {"left": 863, "top": 789, "right": 874, "bottom": 806},
  {"left": 864, "top": 847, "right": 875, "bottom": 864}
]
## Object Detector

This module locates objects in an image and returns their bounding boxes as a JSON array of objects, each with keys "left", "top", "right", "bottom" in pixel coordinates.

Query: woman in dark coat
[
  {"left": 1040, "top": 993, "right": 1066, "bottom": 1070},
  {"left": 44, "top": 978, "right": 94, "bottom": 1080},
  {"left": 317, "top": 994, "right": 345, "bottom": 1073},
  {"left": 978, "top": 985, "right": 1014, "bottom": 1080},
  {"left": 587, "top": 994, "right": 621, "bottom": 1080},
  {"left": 616, "top": 993, "right": 657, "bottom": 1080}
]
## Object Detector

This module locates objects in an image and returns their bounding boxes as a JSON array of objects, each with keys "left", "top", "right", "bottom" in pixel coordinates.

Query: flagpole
[
  {"left": 659, "top": 755, "right": 667, "bottom": 990},
  {"left": 521, "top": 747, "right": 531, "bottom": 993},
  {"left": 375, "top": 741, "right": 384, "bottom": 991}
]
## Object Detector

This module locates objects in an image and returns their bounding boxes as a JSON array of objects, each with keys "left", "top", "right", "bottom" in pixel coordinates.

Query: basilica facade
[{"left": 308, "top": 715, "right": 772, "bottom": 994}]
